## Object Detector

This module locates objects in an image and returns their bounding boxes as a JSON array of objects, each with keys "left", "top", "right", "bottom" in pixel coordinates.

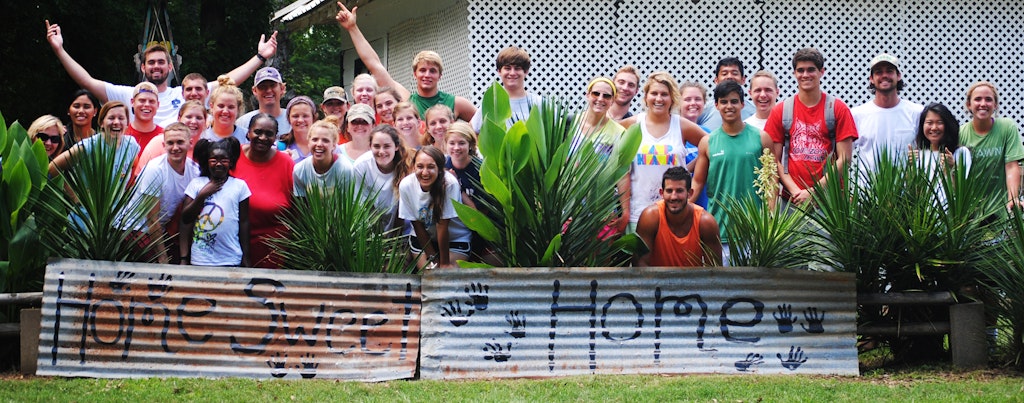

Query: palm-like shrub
[
  {"left": 1, "top": 113, "right": 51, "bottom": 320},
  {"left": 720, "top": 195, "right": 817, "bottom": 268},
  {"left": 455, "top": 83, "right": 641, "bottom": 267},
  {"left": 981, "top": 207, "right": 1024, "bottom": 368},
  {"left": 808, "top": 151, "right": 1001, "bottom": 361},
  {"left": 271, "top": 180, "right": 415, "bottom": 273},
  {"left": 37, "top": 133, "right": 161, "bottom": 262}
]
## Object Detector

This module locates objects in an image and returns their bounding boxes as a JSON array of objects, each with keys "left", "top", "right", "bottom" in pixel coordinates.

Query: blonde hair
[
  {"left": 679, "top": 81, "right": 707, "bottom": 100},
  {"left": 424, "top": 104, "right": 455, "bottom": 146},
  {"left": 749, "top": 70, "right": 779, "bottom": 89},
  {"left": 163, "top": 122, "right": 191, "bottom": 141},
  {"left": 351, "top": 73, "right": 378, "bottom": 100},
  {"left": 965, "top": 81, "right": 999, "bottom": 115},
  {"left": 178, "top": 100, "right": 207, "bottom": 118},
  {"left": 445, "top": 121, "right": 478, "bottom": 156},
  {"left": 27, "top": 115, "right": 66, "bottom": 138},
  {"left": 309, "top": 118, "right": 341, "bottom": 145},
  {"left": 412, "top": 51, "right": 444, "bottom": 74},
  {"left": 208, "top": 75, "right": 245, "bottom": 114},
  {"left": 642, "top": 71, "right": 681, "bottom": 113}
]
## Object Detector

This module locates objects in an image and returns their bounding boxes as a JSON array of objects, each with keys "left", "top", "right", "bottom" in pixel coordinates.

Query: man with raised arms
[
  {"left": 635, "top": 167, "right": 722, "bottom": 267},
  {"left": 335, "top": 2, "right": 476, "bottom": 121},
  {"left": 607, "top": 65, "right": 640, "bottom": 122},
  {"left": 45, "top": 20, "right": 277, "bottom": 125}
]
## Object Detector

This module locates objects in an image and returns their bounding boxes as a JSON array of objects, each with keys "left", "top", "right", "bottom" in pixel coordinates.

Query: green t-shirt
[
  {"left": 409, "top": 90, "right": 456, "bottom": 117},
  {"left": 706, "top": 124, "right": 764, "bottom": 241},
  {"left": 959, "top": 118, "right": 1024, "bottom": 207}
]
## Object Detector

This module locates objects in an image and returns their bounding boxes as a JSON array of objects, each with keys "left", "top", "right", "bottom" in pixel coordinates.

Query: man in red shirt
[
  {"left": 126, "top": 82, "right": 164, "bottom": 152},
  {"left": 765, "top": 48, "right": 858, "bottom": 205}
]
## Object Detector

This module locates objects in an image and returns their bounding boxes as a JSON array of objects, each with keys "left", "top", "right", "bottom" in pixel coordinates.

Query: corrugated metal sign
[
  {"left": 36, "top": 259, "right": 420, "bottom": 381},
  {"left": 419, "top": 267, "right": 857, "bottom": 379}
]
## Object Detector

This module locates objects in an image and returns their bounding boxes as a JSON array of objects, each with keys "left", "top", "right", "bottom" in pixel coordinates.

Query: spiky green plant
[
  {"left": 980, "top": 207, "right": 1024, "bottom": 368},
  {"left": 719, "top": 195, "right": 816, "bottom": 268},
  {"left": 0, "top": 112, "right": 51, "bottom": 321},
  {"left": 454, "top": 82, "right": 642, "bottom": 267},
  {"left": 808, "top": 150, "right": 1002, "bottom": 362},
  {"left": 270, "top": 179, "right": 415, "bottom": 273},
  {"left": 37, "top": 132, "right": 162, "bottom": 262}
]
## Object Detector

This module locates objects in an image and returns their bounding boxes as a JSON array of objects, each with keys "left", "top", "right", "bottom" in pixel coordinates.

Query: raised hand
[
  {"left": 335, "top": 2, "right": 358, "bottom": 30},
  {"left": 257, "top": 31, "right": 278, "bottom": 59},
  {"left": 45, "top": 20, "right": 63, "bottom": 50}
]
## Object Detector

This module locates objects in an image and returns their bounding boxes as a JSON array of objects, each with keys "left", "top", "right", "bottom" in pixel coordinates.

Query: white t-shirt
[
  {"left": 106, "top": 82, "right": 214, "bottom": 126},
  {"left": 851, "top": 99, "right": 924, "bottom": 180},
  {"left": 136, "top": 155, "right": 201, "bottom": 225},
  {"left": 397, "top": 172, "right": 471, "bottom": 243},
  {"left": 201, "top": 126, "right": 250, "bottom": 145},
  {"left": 628, "top": 113, "right": 687, "bottom": 224},
  {"left": 184, "top": 176, "right": 251, "bottom": 266},
  {"left": 352, "top": 152, "right": 398, "bottom": 211},
  {"left": 236, "top": 110, "right": 291, "bottom": 137},
  {"left": 471, "top": 92, "right": 542, "bottom": 132},
  {"left": 292, "top": 156, "right": 354, "bottom": 197},
  {"left": 743, "top": 115, "right": 768, "bottom": 130}
]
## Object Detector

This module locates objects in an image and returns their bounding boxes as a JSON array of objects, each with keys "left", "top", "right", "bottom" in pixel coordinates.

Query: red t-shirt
[
  {"left": 765, "top": 93, "right": 858, "bottom": 190},
  {"left": 232, "top": 150, "right": 294, "bottom": 268},
  {"left": 125, "top": 124, "right": 164, "bottom": 153}
]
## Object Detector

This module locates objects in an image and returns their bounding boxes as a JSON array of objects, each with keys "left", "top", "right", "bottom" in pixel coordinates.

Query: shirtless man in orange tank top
[{"left": 634, "top": 167, "right": 722, "bottom": 267}]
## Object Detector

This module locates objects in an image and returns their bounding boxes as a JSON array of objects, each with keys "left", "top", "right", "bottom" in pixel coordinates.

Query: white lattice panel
[
  {"left": 388, "top": 4, "right": 472, "bottom": 101},
  {"left": 463, "top": 0, "right": 1024, "bottom": 129}
]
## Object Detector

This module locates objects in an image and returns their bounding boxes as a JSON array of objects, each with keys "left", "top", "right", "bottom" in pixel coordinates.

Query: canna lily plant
[
  {"left": 454, "top": 82, "right": 642, "bottom": 268},
  {"left": 0, "top": 112, "right": 51, "bottom": 320}
]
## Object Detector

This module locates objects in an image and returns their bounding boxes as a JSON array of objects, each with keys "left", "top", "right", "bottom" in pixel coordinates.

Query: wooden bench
[{"left": 858, "top": 291, "right": 986, "bottom": 368}]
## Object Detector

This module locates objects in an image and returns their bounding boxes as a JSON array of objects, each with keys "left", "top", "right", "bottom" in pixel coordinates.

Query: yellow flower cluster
[{"left": 753, "top": 148, "right": 779, "bottom": 202}]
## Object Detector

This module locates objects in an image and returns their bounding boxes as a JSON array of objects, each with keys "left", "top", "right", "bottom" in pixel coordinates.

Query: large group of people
[{"left": 31, "top": 2, "right": 1022, "bottom": 269}]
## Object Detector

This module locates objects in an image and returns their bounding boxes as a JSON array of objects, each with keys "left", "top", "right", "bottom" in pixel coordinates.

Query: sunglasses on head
[
  {"left": 36, "top": 133, "right": 61, "bottom": 144},
  {"left": 590, "top": 91, "right": 613, "bottom": 99}
]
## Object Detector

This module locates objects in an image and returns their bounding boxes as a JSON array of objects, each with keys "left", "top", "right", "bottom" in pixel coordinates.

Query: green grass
[{"left": 1, "top": 370, "right": 1022, "bottom": 402}]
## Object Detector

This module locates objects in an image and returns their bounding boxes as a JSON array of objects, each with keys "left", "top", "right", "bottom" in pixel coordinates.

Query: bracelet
[
  {"left": 180, "top": 255, "right": 190, "bottom": 260},
  {"left": 256, "top": 53, "right": 267, "bottom": 62}
]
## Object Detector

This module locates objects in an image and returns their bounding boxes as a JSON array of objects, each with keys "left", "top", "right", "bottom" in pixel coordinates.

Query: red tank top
[{"left": 649, "top": 200, "right": 706, "bottom": 267}]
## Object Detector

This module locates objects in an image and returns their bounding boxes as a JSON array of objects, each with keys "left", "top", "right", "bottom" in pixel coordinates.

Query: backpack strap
[
  {"left": 781, "top": 95, "right": 838, "bottom": 174},
  {"left": 824, "top": 94, "right": 836, "bottom": 157},
  {"left": 781, "top": 97, "right": 795, "bottom": 174}
]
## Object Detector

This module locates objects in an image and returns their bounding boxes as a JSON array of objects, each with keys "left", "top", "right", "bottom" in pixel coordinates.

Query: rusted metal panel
[
  {"left": 37, "top": 259, "right": 420, "bottom": 381},
  {"left": 419, "top": 267, "right": 857, "bottom": 379}
]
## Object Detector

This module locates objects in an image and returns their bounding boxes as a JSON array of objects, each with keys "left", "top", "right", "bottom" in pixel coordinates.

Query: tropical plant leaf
[
  {"left": 456, "top": 261, "right": 495, "bottom": 269},
  {"left": 539, "top": 234, "right": 562, "bottom": 267},
  {"left": 481, "top": 81, "right": 512, "bottom": 124},
  {"left": 453, "top": 200, "right": 500, "bottom": 242}
]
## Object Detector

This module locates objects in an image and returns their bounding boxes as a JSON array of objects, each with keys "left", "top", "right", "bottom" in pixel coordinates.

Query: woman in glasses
[
  {"left": 28, "top": 115, "right": 66, "bottom": 160},
  {"left": 569, "top": 77, "right": 625, "bottom": 156}
]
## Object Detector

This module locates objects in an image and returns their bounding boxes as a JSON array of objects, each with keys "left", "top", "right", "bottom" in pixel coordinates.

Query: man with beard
[
  {"left": 607, "top": 65, "right": 640, "bottom": 122},
  {"left": 697, "top": 57, "right": 756, "bottom": 131},
  {"left": 45, "top": 20, "right": 277, "bottom": 125},
  {"left": 634, "top": 167, "right": 721, "bottom": 267},
  {"left": 851, "top": 53, "right": 923, "bottom": 182}
]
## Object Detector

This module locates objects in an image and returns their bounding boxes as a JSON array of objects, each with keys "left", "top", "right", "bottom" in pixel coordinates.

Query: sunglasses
[
  {"left": 36, "top": 133, "right": 61, "bottom": 144},
  {"left": 590, "top": 91, "right": 613, "bottom": 100}
]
